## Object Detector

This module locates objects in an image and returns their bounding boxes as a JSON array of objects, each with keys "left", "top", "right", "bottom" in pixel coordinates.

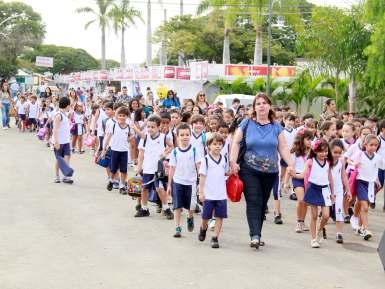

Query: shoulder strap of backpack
[
  {"left": 173, "top": 148, "right": 177, "bottom": 161},
  {"left": 205, "top": 155, "right": 208, "bottom": 170},
  {"left": 193, "top": 147, "right": 196, "bottom": 162},
  {"left": 164, "top": 134, "right": 167, "bottom": 148},
  {"left": 112, "top": 122, "right": 116, "bottom": 135},
  {"left": 143, "top": 135, "right": 148, "bottom": 147},
  {"left": 202, "top": 133, "right": 206, "bottom": 146}
]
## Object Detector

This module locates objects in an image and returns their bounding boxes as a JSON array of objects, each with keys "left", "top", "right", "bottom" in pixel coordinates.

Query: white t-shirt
[
  {"left": 291, "top": 153, "right": 306, "bottom": 174},
  {"left": 344, "top": 141, "right": 363, "bottom": 172},
  {"left": 96, "top": 110, "right": 108, "bottom": 137},
  {"left": 357, "top": 152, "right": 381, "bottom": 182},
  {"left": 56, "top": 111, "right": 71, "bottom": 144},
  {"left": 138, "top": 133, "right": 167, "bottom": 174},
  {"left": 199, "top": 154, "right": 229, "bottom": 200},
  {"left": 283, "top": 127, "right": 296, "bottom": 150},
  {"left": 376, "top": 135, "right": 385, "bottom": 169},
  {"left": 106, "top": 122, "right": 131, "bottom": 152},
  {"left": 28, "top": 101, "right": 39, "bottom": 118},
  {"left": 190, "top": 131, "right": 206, "bottom": 157},
  {"left": 73, "top": 112, "right": 85, "bottom": 124},
  {"left": 308, "top": 158, "right": 330, "bottom": 186},
  {"left": 16, "top": 101, "right": 27, "bottom": 115},
  {"left": 169, "top": 145, "right": 202, "bottom": 185},
  {"left": 331, "top": 159, "right": 343, "bottom": 194}
]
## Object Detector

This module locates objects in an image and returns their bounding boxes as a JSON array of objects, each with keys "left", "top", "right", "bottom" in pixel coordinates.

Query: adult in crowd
[
  {"left": 195, "top": 91, "right": 209, "bottom": 114},
  {"left": 42, "top": 86, "right": 52, "bottom": 100},
  {"left": 1, "top": 81, "right": 13, "bottom": 129},
  {"left": 162, "top": 90, "right": 180, "bottom": 109},
  {"left": 320, "top": 99, "right": 337, "bottom": 121},
  {"left": 116, "top": 86, "right": 132, "bottom": 105},
  {"left": 229, "top": 93, "right": 294, "bottom": 249}
]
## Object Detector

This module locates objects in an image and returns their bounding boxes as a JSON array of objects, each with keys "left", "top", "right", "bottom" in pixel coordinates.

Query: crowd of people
[{"left": 2, "top": 79, "right": 384, "bottom": 250}]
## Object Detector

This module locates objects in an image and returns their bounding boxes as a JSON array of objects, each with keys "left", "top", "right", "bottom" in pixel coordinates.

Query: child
[
  {"left": 170, "top": 109, "right": 181, "bottom": 135},
  {"left": 198, "top": 133, "right": 229, "bottom": 248},
  {"left": 341, "top": 122, "right": 356, "bottom": 151},
  {"left": 16, "top": 95, "right": 27, "bottom": 132},
  {"left": 329, "top": 139, "right": 351, "bottom": 243},
  {"left": 207, "top": 116, "right": 220, "bottom": 133},
  {"left": 223, "top": 109, "right": 234, "bottom": 127},
  {"left": 52, "top": 97, "right": 73, "bottom": 184},
  {"left": 167, "top": 123, "right": 202, "bottom": 238},
  {"left": 320, "top": 121, "right": 337, "bottom": 142},
  {"left": 354, "top": 134, "right": 381, "bottom": 240},
  {"left": 377, "top": 120, "right": 385, "bottom": 212},
  {"left": 286, "top": 129, "right": 313, "bottom": 233},
  {"left": 190, "top": 114, "right": 207, "bottom": 157},
  {"left": 299, "top": 139, "right": 335, "bottom": 248},
  {"left": 218, "top": 123, "right": 230, "bottom": 160},
  {"left": 98, "top": 102, "right": 114, "bottom": 184},
  {"left": 136, "top": 115, "right": 173, "bottom": 218},
  {"left": 102, "top": 106, "right": 133, "bottom": 194},
  {"left": 27, "top": 95, "right": 39, "bottom": 132},
  {"left": 71, "top": 103, "right": 87, "bottom": 154}
]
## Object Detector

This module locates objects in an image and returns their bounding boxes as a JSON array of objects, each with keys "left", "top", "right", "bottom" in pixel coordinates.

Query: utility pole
[
  {"left": 160, "top": 8, "right": 167, "bottom": 65},
  {"left": 146, "top": 0, "right": 152, "bottom": 66},
  {"left": 180, "top": 0, "right": 183, "bottom": 16},
  {"left": 266, "top": 0, "right": 273, "bottom": 97},
  {"left": 178, "top": 0, "right": 184, "bottom": 66}
]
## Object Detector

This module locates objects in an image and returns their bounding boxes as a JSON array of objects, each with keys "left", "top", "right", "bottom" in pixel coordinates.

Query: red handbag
[
  {"left": 226, "top": 174, "right": 243, "bottom": 202},
  {"left": 348, "top": 168, "right": 359, "bottom": 198}
]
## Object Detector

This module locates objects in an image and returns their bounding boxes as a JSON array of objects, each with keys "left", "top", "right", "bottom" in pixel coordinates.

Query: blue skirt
[
  {"left": 292, "top": 178, "right": 304, "bottom": 189},
  {"left": 304, "top": 182, "right": 330, "bottom": 207}
]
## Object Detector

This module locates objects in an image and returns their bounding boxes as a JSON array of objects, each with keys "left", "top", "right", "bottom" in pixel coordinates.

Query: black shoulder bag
[{"left": 237, "top": 119, "right": 250, "bottom": 164}]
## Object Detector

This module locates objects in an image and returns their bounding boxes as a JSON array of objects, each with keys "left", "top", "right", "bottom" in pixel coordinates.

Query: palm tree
[
  {"left": 109, "top": 0, "right": 143, "bottom": 68},
  {"left": 76, "top": 0, "right": 116, "bottom": 69},
  {"left": 197, "top": 0, "right": 239, "bottom": 64}
]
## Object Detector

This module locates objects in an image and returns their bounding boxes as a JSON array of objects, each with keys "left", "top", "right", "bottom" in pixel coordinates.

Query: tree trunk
[
  {"left": 121, "top": 26, "right": 126, "bottom": 68},
  {"left": 335, "top": 72, "right": 339, "bottom": 112},
  {"left": 223, "top": 27, "right": 230, "bottom": 64},
  {"left": 348, "top": 76, "right": 356, "bottom": 113},
  {"left": 146, "top": 0, "right": 152, "bottom": 66},
  {"left": 253, "top": 25, "right": 263, "bottom": 65},
  {"left": 101, "top": 26, "right": 106, "bottom": 69}
]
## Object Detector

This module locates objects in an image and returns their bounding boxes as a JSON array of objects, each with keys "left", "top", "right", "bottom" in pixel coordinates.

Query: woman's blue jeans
[
  {"left": 239, "top": 165, "right": 278, "bottom": 239},
  {"left": 1, "top": 102, "right": 10, "bottom": 127}
]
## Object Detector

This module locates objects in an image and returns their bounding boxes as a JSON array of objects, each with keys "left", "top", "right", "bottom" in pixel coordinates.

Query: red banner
[
  {"left": 225, "top": 65, "right": 250, "bottom": 77},
  {"left": 164, "top": 66, "right": 176, "bottom": 79},
  {"left": 176, "top": 67, "right": 191, "bottom": 80},
  {"left": 226, "top": 64, "right": 295, "bottom": 77}
]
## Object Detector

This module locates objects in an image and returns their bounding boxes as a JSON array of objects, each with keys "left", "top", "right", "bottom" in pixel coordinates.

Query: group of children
[{"left": 17, "top": 90, "right": 384, "bottom": 249}]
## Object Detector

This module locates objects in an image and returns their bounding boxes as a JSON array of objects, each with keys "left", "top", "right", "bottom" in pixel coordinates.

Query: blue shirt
[
  {"left": 239, "top": 119, "right": 283, "bottom": 173},
  {"left": 163, "top": 97, "right": 180, "bottom": 108}
]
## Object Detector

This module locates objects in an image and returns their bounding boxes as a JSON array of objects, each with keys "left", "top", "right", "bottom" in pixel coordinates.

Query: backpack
[
  {"left": 173, "top": 146, "right": 196, "bottom": 163},
  {"left": 237, "top": 119, "right": 250, "bottom": 163},
  {"left": 143, "top": 133, "right": 167, "bottom": 148}
]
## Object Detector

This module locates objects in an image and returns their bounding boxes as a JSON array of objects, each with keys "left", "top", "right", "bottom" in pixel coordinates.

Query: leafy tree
[
  {"left": 76, "top": 0, "right": 116, "bottom": 69},
  {"left": 21, "top": 45, "right": 100, "bottom": 74},
  {"left": 105, "top": 59, "right": 120, "bottom": 69},
  {"left": 108, "top": 0, "right": 143, "bottom": 67},
  {"left": 0, "top": 0, "right": 45, "bottom": 78}
]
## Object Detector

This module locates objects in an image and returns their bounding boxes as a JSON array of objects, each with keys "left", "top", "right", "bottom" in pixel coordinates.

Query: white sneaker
[
  {"left": 302, "top": 223, "right": 310, "bottom": 232},
  {"left": 350, "top": 215, "right": 359, "bottom": 231},
  {"left": 316, "top": 230, "right": 323, "bottom": 244},
  {"left": 362, "top": 229, "right": 372, "bottom": 241},
  {"left": 2, "top": 127, "right": 8, "bottom": 130},
  {"left": 311, "top": 239, "right": 320, "bottom": 248},
  {"left": 295, "top": 222, "right": 303, "bottom": 233},
  {"left": 208, "top": 218, "right": 216, "bottom": 231}
]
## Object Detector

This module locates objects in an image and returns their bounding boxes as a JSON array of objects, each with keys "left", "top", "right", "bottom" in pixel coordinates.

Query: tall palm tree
[
  {"left": 109, "top": 0, "right": 143, "bottom": 68},
  {"left": 197, "top": 0, "right": 239, "bottom": 64},
  {"left": 76, "top": 0, "right": 116, "bottom": 69}
]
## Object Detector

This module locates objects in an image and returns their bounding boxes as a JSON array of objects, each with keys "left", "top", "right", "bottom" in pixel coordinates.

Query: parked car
[{"left": 213, "top": 94, "right": 255, "bottom": 109}]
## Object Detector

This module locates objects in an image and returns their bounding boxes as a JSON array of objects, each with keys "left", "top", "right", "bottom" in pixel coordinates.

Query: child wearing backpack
[
  {"left": 135, "top": 115, "right": 174, "bottom": 219},
  {"left": 167, "top": 123, "right": 202, "bottom": 238},
  {"left": 102, "top": 106, "right": 133, "bottom": 195},
  {"left": 198, "top": 133, "right": 229, "bottom": 249},
  {"left": 297, "top": 139, "right": 335, "bottom": 248},
  {"left": 190, "top": 114, "right": 207, "bottom": 158}
]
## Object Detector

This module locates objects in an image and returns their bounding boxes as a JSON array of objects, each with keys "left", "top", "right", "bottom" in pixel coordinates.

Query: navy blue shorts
[
  {"left": 19, "top": 114, "right": 26, "bottom": 121},
  {"left": 378, "top": 169, "right": 385, "bottom": 187},
  {"left": 172, "top": 182, "right": 192, "bottom": 210},
  {"left": 292, "top": 178, "right": 304, "bottom": 189},
  {"left": 202, "top": 199, "right": 227, "bottom": 219},
  {"left": 54, "top": 143, "right": 71, "bottom": 158},
  {"left": 110, "top": 150, "right": 128, "bottom": 174},
  {"left": 356, "top": 180, "right": 370, "bottom": 202},
  {"left": 98, "top": 136, "right": 104, "bottom": 152},
  {"left": 142, "top": 173, "right": 156, "bottom": 191},
  {"left": 280, "top": 159, "right": 288, "bottom": 168},
  {"left": 28, "top": 118, "right": 37, "bottom": 126}
]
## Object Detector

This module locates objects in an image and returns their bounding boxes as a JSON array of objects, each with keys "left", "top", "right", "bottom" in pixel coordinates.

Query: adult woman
[
  {"left": 195, "top": 92, "right": 209, "bottom": 114},
  {"left": 1, "top": 81, "right": 13, "bottom": 129},
  {"left": 162, "top": 90, "right": 180, "bottom": 109},
  {"left": 320, "top": 99, "right": 337, "bottom": 122},
  {"left": 42, "top": 87, "right": 52, "bottom": 99},
  {"left": 68, "top": 90, "right": 79, "bottom": 108},
  {"left": 229, "top": 93, "right": 294, "bottom": 249}
]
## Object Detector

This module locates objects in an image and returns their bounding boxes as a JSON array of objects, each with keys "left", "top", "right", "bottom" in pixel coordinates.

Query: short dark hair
[
  {"left": 176, "top": 122, "right": 191, "bottom": 135},
  {"left": 191, "top": 114, "right": 205, "bottom": 125},
  {"left": 160, "top": 111, "right": 171, "bottom": 120},
  {"left": 206, "top": 132, "right": 225, "bottom": 146},
  {"left": 122, "top": 86, "right": 127, "bottom": 89},
  {"left": 116, "top": 106, "right": 130, "bottom": 116},
  {"left": 147, "top": 115, "right": 161, "bottom": 127},
  {"left": 302, "top": 113, "right": 314, "bottom": 121},
  {"left": 232, "top": 98, "right": 240, "bottom": 104},
  {"left": 284, "top": 113, "right": 296, "bottom": 121},
  {"left": 59, "top": 97, "right": 70, "bottom": 109},
  {"left": 379, "top": 120, "right": 385, "bottom": 131},
  {"left": 104, "top": 101, "right": 114, "bottom": 110}
]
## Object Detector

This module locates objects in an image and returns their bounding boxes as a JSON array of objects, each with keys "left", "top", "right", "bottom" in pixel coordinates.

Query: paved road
[{"left": 0, "top": 128, "right": 384, "bottom": 289}]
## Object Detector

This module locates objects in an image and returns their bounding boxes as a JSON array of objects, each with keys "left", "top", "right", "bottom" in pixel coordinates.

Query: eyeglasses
[{"left": 199, "top": 94, "right": 205, "bottom": 96}]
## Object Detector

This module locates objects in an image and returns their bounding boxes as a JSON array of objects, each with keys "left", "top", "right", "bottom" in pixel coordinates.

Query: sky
[{"left": 6, "top": 0, "right": 361, "bottom": 64}]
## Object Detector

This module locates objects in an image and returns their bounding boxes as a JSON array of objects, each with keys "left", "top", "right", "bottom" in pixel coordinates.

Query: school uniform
[
  {"left": 304, "top": 158, "right": 332, "bottom": 207},
  {"left": 28, "top": 101, "right": 39, "bottom": 126},
  {"left": 199, "top": 154, "right": 229, "bottom": 219},
  {"left": 344, "top": 141, "right": 364, "bottom": 174},
  {"left": 291, "top": 153, "right": 306, "bottom": 189},
  {"left": 169, "top": 145, "right": 202, "bottom": 210},
  {"left": 72, "top": 112, "right": 86, "bottom": 136},
  {"left": 16, "top": 101, "right": 27, "bottom": 121},
  {"left": 331, "top": 159, "right": 344, "bottom": 222},
  {"left": 281, "top": 127, "right": 296, "bottom": 167},
  {"left": 138, "top": 132, "right": 168, "bottom": 191},
  {"left": 356, "top": 152, "right": 381, "bottom": 203},
  {"left": 190, "top": 131, "right": 207, "bottom": 157},
  {"left": 54, "top": 111, "right": 71, "bottom": 157},
  {"left": 341, "top": 138, "right": 356, "bottom": 151},
  {"left": 376, "top": 135, "right": 385, "bottom": 186},
  {"left": 96, "top": 109, "right": 107, "bottom": 151},
  {"left": 107, "top": 122, "right": 131, "bottom": 174}
]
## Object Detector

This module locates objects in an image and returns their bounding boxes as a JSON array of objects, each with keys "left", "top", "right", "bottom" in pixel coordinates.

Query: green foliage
[
  {"left": 105, "top": 59, "right": 120, "bottom": 69},
  {"left": 0, "top": 59, "right": 17, "bottom": 79},
  {"left": 21, "top": 45, "right": 100, "bottom": 74}
]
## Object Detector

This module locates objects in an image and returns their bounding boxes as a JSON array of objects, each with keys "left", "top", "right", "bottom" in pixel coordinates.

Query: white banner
[{"left": 35, "top": 56, "right": 54, "bottom": 68}]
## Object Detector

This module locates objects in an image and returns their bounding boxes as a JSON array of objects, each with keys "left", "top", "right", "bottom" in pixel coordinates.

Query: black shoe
[
  {"left": 348, "top": 207, "right": 354, "bottom": 217},
  {"left": 119, "top": 187, "right": 127, "bottom": 195},
  {"left": 322, "top": 228, "right": 327, "bottom": 239},
  {"left": 274, "top": 214, "right": 283, "bottom": 225},
  {"left": 194, "top": 205, "right": 201, "bottom": 214},
  {"left": 289, "top": 193, "right": 297, "bottom": 201},
  {"left": 62, "top": 178, "right": 74, "bottom": 184},
  {"left": 135, "top": 204, "right": 141, "bottom": 211},
  {"left": 344, "top": 215, "right": 351, "bottom": 224},
  {"left": 187, "top": 217, "right": 194, "bottom": 232},
  {"left": 106, "top": 181, "right": 113, "bottom": 191},
  {"left": 198, "top": 227, "right": 207, "bottom": 241},
  {"left": 336, "top": 234, "right": 344, "bottom": 244},
  {"left": 156, "top": 205, "right": 162, "bottom": 214},
  {"left": 211, "top": 237, "right": 219, "bottom": 248},
  {"left": 164, "top": 208, "right": 174, "bottom": 220},
  {"left": 369, "top": 202, "right": 376, "bottom": 209},
  {"left": 263, "top": 215, "right": 266, "bottom": 220},
  {"left": 265, "top": 206, "right": 269, "bottom": 214},
  {"left": 250, "top": 239, "right": 260, "bottom": 249},
  {"left": 134, "top": 208, "right": 150, "bottom": 217},
  {"left": 174, "top": 226, "right": 182, "bottom": 238}
]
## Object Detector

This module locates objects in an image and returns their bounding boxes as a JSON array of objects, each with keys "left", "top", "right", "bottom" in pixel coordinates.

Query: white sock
[
  {"left": 141, "top": 205, "right": 148, "bottom": 210},
  {"left": 162, "top": 203, "right": 169, "bottom": 210}
]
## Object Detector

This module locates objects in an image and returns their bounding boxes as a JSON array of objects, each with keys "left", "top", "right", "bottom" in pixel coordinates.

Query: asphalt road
[{"left": 0, "top": 128, "right": 384, "bottom": 289}]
